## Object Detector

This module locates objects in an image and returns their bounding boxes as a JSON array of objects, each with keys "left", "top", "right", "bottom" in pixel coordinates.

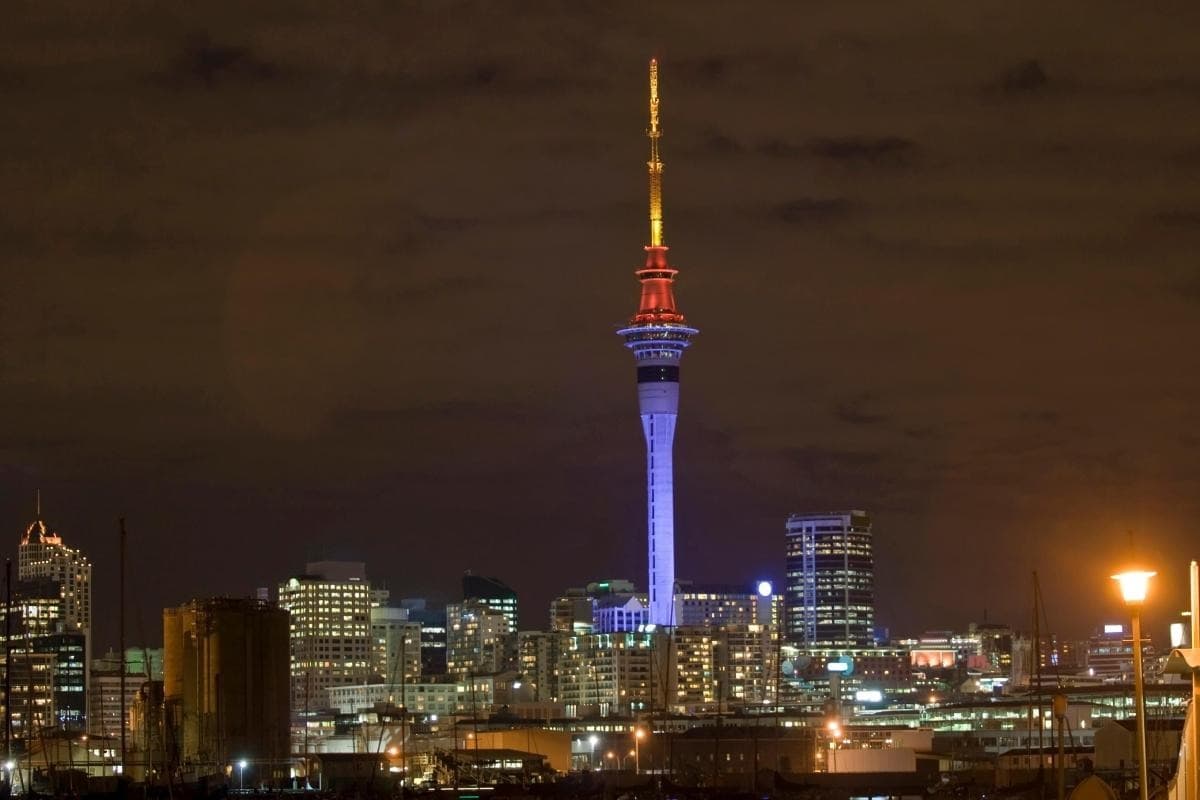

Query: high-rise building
[
  {"left": 278, "top": 561, "right": 372, "bottom": 713},
  {"left": 369, "top": 606, "right": 421, "bottom": 682},
  {"left": 617, "top": 60, "right": 699, "bottom": 628},
  {"left": 400, "top": 599, "right": 448, "bottom": 675},
  {"left": 715, "top": 624, "right": 779, "bottom": 708},
  {"left": 0, "top": 577, "right": 88, "bottom": 731},
  {"left": 18, "top": 500, "right": 92, "bottom": 638},
  {"left": 163, "top": 598, "right": 289, "bottom": 781},
  {"left": 462, "top": 573, "right": 519, "bottom": 631},
  {"left": 549, "top": 590, "right": 594, "bottom": 634},
  {"left": 672, "top": 627, "right": 717, "bottom": 710},
  {"left": 17, "top": 497, "right": 92, "bottom": 727},
  {"left": 557, "top": 632, "right": 662, "bottom": 717},
  {"left": 445, "top": 602, "right": 512, "bottom": 677},
  {"left": 784, "top": 511, "right": 875, "bottom": 646},
  {"left": 517, "top": 631, "right": 562, "bottom": 703}
]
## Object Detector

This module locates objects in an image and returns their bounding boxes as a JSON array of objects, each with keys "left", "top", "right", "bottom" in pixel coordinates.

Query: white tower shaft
[{"left": 639, "top": 381, "right": 679, "bottom": 626}]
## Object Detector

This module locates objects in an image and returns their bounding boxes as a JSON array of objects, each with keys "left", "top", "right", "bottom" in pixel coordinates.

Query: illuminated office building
[
  {"left": 278, "top": 561, "right": 372, "bottom": 713},
  {"left": 785, "top": 511, "right": 875, "bottom": 646}
]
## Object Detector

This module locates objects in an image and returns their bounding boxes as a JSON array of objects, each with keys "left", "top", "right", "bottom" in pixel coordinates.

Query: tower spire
[{"left": 647, "top": 58, "right": 664, "bottom": 248}]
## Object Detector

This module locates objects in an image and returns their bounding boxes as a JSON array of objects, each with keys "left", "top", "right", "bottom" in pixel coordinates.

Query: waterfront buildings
[
  {"left": 163, "top": 597, "right": 290, "bottom": 780},
  {"left": 785, "top": 511, "right": 875, "bottom": 646},
  {"left": 617, "top": 60, "right": 699, "bottom": 627},
  {"left": 1083, "top": 624, "right": 1149, "bottom": 681},
  {"left": 278, "top": 561, "right": 373, "bottom": 713}
]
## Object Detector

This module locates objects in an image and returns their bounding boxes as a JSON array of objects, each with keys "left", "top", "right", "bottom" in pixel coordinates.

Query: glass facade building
[{"left": 785, "top": 511, "right": 875, "bottom": 647}]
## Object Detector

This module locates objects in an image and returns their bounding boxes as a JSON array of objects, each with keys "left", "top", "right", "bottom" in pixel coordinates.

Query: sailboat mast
[{"left": 119, "top": 518, "right": 127, "bottom": 777}]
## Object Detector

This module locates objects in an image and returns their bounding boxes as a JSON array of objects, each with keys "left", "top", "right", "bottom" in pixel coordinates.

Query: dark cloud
[
  {"left": 994, "top": 59, "right": 1050, "bottom": 93},
  {"left": 678, "top": 56, "right": 728, "bottom": 85},
  {"left": 772, "top": 198, "right": 854, "bottom": 225},
  {"left": 757, "top": 139, "right": 805, "bottom": 159},
  {"left": 1175, "top": 271, "right": 1200, "bottom": 303},
  {"left": 809, "top": 137, "right": 915, "bottom": 166},
  {"left": 833, "top": 395, "right": 890, "bottom": 426},
  {"left": 752, "top": 137, "right": 915, "bottom": 166},
  {"left": 701, "top": 129, "right": 745, "bottom": 156},
  {"left": 1020, "top": 410, "right": 1062, "bottom": 426},
  {"left": 1152, "top": 210, "right": 1200, "bottom": 228},
  {"left": 3, "top": 1, "right": 1199, "bottom": 644},
  {"left": 174, "top": 33, "right": 278, "bottom": 86}
]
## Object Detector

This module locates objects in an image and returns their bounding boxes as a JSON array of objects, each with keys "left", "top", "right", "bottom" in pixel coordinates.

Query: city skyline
[{"left": 3, "top": 4, "right": 1199, "bottom": 648}]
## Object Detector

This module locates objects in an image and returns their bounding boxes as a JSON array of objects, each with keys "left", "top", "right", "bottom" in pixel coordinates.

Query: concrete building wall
[{"left": 163, "top": 598, "right": 290, "bottom": 777}]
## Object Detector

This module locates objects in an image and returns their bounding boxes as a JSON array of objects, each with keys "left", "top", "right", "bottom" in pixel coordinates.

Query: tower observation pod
[{"left": 618, "top": 59, "right": 698, "bottom": 628}]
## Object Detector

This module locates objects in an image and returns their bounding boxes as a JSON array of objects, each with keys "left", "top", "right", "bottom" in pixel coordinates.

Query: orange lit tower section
[{"left": 618, "top": 60, "right": 698, "bottom": 628}]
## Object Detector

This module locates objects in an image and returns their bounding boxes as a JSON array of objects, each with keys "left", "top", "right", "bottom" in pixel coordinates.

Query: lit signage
[
  {"left": 910, "top": 650, "right": 956, "bottom": 669},
  {"left": 826, "top": 656, "right": 854, "bottom": 674},
  {"left": 1104, "top": 624, "right": 1124, "bottom": 634},
  {"left": 855, "top": 689, "right": 883, "bottom": 703},
  {"left": 1171, "top": 622, "right": 1185, "bottom": 649}
]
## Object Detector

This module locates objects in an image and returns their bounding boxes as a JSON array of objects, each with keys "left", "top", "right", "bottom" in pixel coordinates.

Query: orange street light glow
[{"left": 1113, "top": 570, "right": 1156, "bottom": 605}]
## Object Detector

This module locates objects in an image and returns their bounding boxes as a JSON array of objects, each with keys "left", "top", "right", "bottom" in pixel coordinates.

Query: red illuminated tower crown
[{"left": 620, "top": 59, "right": 698, "bottom": 358}]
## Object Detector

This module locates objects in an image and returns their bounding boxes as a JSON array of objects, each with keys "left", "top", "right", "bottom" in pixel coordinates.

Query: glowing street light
[
  {"left": 1113, "top": 569, "right": 1156, "bottom": 800},
  {"left": 588, "top": 734, "right": 598, "bottom": 768},
  {"left": 1115, "top": 571, "right": 1156, "bottom": 606},
  {"left": 238, "top": 759, "right": 248, "bottom": 791},
  {"left": 634, "top": 728, "right": 646, "bottom": 773}
]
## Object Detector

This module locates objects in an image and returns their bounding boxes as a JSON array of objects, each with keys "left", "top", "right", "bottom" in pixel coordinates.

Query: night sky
[{"left": 4, "top": 3, "right": 1199, "bottom": 650}]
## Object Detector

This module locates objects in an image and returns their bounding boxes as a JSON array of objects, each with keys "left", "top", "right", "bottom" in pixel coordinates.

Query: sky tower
[{"left": 618, "top": 60, "right": 698, "bottom": 628}]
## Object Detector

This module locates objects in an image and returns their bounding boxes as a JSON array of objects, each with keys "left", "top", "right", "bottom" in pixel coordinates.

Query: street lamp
[
  {"left": 238, "top": 759, "right": 248, "bottom": 791},
  {"left": 605, "top": 751, "right": 615, "bottom": 770},
  {"left": 1113, "top": 569, "right": 1156, "bottom": 800},
  {"left": 634, "top": 728, "right": 645, "bottom": 774},
  {"left": 588, "top": 735, "right": 598, "bottom": 768}
]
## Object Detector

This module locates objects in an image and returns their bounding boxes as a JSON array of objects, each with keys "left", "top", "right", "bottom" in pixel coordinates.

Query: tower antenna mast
[{"left": 648, "top": 58, "right": 664, "bottom": 248}]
